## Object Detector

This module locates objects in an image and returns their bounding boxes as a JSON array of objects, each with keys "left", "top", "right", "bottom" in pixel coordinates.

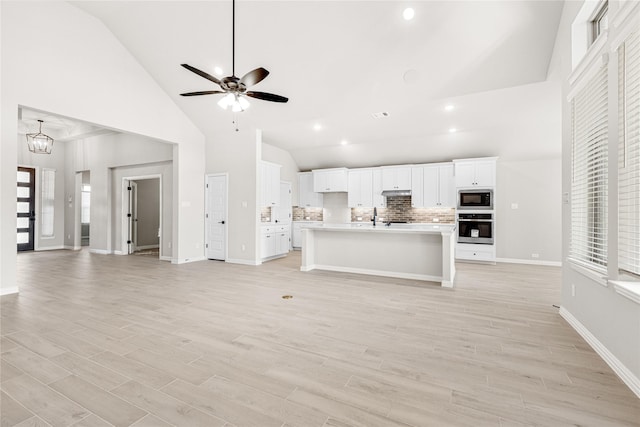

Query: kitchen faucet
[{"left": 372, "top": 207, "right": 377, "bottom": 227}]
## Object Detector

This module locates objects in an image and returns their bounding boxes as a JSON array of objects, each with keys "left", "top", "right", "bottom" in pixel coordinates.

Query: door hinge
[
  {"left": 206, "top": 213, "right": 209, "bottom": 218},
  {"left": 206, "top": 243, "right": 208, "bottom": 248},
  {"left": 206, "top": 184, "right": 209, "bottom": 188}
]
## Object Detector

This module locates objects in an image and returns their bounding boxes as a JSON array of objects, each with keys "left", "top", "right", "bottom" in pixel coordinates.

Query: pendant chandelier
[{"left": 26, "top": 120, "right": 54, "bottom": 154}]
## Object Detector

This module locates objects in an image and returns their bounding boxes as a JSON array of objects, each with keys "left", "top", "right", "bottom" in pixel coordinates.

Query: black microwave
[{"left": 458, "top": 189, "right": 493, "bottom": 210}]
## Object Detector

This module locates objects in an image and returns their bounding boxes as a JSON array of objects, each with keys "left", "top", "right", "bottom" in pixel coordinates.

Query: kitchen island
[{"left": 300, "top": 223, "right": 456, "bottom": 287}]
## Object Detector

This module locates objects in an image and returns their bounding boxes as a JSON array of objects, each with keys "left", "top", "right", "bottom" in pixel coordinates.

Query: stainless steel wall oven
[{"left": 457, "top": 213, "right": 494, "bottom": 244}]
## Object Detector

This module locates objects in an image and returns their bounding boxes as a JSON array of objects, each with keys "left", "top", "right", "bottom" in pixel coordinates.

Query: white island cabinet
[{"left": 300, "top": 224, "right": 456, "bottom": 287}]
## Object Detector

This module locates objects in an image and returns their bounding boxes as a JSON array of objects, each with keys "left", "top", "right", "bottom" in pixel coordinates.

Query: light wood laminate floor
[{"left": 1, "top": 250, "right": 638, "bottom": 427}]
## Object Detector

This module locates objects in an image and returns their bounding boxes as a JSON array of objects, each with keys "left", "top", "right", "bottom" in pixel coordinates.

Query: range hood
[{"left": 381, "top": 190, "right": 412, "bottom": 197}]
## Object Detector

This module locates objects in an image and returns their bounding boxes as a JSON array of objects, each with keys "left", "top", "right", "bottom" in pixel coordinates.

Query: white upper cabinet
[
  {"left": 298, "top": 172, "right": 323, "bottom": 207},
  {"left": 438, "top": 164, "right": 455, "bottom": 207},
  {"left": 348, "top": 169, "right": 374, "bottom": 208},
  {"left": 381, "top": 166, "right": 412, "bottom": 191},
  {"left": 411, "top": 163, "right": 455, "bottom": 208},
  {"left": 411, "top": 167, "right": 424, "bottom": 208},
  {"left": 261, "top": 161, "right": 281, "bottom": 207},
  {"left": 372, "top": 168, "right": 386, "bottom": 207},
  {"left": 313, "top": 168, "right": 348, "bottom": 192},
  {"left": 453, "top": 158, "right": 496, "bottom": 188}
]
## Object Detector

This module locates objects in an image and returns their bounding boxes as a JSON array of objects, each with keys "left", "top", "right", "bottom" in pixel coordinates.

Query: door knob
[{"left": 219, "top": 220, "right": 225, "bottom": 224}]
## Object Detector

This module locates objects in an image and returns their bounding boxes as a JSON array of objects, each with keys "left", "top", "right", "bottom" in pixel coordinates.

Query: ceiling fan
[{"left": 179, "top": 0, "right": 288, "bottom": 112}]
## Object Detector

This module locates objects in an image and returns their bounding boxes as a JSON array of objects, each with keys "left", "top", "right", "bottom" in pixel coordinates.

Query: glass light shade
[
  {"left": 26, "top": 121, "right": 54, "bottom": 154},
  {"left": 217, "top": 93, "right": 250, "bottom": 112}
]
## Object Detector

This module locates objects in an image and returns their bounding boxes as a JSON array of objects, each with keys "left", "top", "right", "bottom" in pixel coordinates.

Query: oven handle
[{"left": 457, "top": 219, "right": 494, "bottom": 222}]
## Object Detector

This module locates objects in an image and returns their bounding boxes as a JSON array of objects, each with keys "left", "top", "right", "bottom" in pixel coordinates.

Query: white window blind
[
  {"left": 570, "top": 65, "right": 608, "bottom": 272},
  {"left": 619, "top": 30, "right": 640, "bottom": 276},
  {"left": 41, "top": 169, "right": 55, "bottom": 238}
]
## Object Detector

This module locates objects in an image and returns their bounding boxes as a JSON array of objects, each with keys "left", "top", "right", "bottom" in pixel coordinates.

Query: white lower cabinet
[
  {"left": 261, "top": 225, "right": 290, "bottom": 259},
  {"left": 456, "top": 243, "right": 495, "bottom": 262}
]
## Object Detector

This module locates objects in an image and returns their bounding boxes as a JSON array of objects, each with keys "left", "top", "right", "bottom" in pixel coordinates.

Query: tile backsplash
[
  {"left": 351, "top": 196, "right": 455, "bottom": 223},
  {"left": 293, "top": 207, "right": 323, "bottom": 221},
  {"left": 261, "top": 207, "right": 272, "bottom": 222}
]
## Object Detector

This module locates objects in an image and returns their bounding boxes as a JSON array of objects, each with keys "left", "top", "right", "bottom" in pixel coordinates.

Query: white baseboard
[
  {"left": 113, "top": 250, "right": 126, "bottom": 255},
  {"left": 159, "top": 256, "right": 172, "bottom": 262},
  {"left": 171, "top": 256, "right": 206, "bottom": 265},
  {"left": 35, "top": 245, "right": 65, "bottom": 251},
  {"left": 0, "top": 287, "right": 19, "bottom": 296},
  {"left": 226, "top": 258, "right": 261, "bottom": 266},
  {"left": 136, "top": 245, "right": 160, "bottom": 250},
  {"left": 302, "top": 264, "right": 443, "bottom": 284},
  {"left": 496, "top": 257, "right": 562, "bottom": 267},
  {"left": 559, "top": 306, "right": 640, "bottom": 399},
  {"left": 89, "top": 249, "right": 111, "bottom": 255},
  {"left": 63, "top": 245, "right": 82, "bottom": 250}
]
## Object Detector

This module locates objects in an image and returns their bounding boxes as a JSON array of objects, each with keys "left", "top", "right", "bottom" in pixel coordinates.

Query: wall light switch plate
[{"left": 511, "top": 203, "right": 519, "bottom": 209}]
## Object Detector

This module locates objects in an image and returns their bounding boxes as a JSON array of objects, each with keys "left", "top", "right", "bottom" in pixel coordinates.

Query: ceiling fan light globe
[
  {"left": 238, "top": 96, "right": 250, "bottom": 110},
  {"left": 217, "top": 93, "right": 235, "bottom": 110}
]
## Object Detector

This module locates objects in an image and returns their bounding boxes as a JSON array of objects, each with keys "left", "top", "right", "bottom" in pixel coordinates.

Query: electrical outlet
[
  {"left": 571, "top": 283, "right": 576, "bottom": 297},
  {"left": 241, "top": 244, "right": 246, "bottom": 251},
  {"left": 532, "top": 253, "right": 540, "bottom": 258},
  {"left": 511, "top": 203, "right": 519, "bottom": 209},
  {"left": 432, "top": 218, "right": 440, "bottom": 222}
]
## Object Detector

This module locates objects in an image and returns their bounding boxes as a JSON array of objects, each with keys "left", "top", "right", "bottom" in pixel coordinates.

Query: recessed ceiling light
[
  {"left": 444, "top": 104, "right": 455, "bottom": 112},
  {"left": 449, "top": 128, "right": 457, "bottom": 133},
  {"left": 214, "top": 66, "right": 224, "bottom": 76},
  {"left": 403, "top": 7, "right": 415, "bottom": 21},
  {"left": 313, "top": 123, "right": 323, "bottom": 131},
  {"left": 340, "top": 139, "right": 348, "bottom": 146}
]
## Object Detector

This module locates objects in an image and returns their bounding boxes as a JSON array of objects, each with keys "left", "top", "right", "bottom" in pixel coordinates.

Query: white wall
[
  {"left": 207, "top": 129, "right": 261, "bottom": 264},
  {"left": 496, "top": 158, "right": 562, "bottom": 264},
  {"left": 66, "top": 133, "right": 173, "bottom": 258},
  {"left": 262, "top": 142, "right": 300, "bottom": 206},
  {"left": 1, "top": 1, "right": 205, "bottom": 293},
  {"left": 556, "top": 0, "right": 640, "bottom": 395}
]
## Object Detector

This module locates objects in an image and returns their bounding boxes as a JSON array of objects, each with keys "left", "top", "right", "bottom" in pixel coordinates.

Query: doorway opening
[
  {"left": 80, "top": 171, "right": 91, "bottom": 247},
  {"left": 122, "top": 176, "right": 162, "bottom": 257},
  {"left": 17, "top": 167, "right": 36, "bottom": 252}
]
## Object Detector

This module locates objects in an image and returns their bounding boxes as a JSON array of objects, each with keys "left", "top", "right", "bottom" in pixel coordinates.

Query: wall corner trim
[
  {"left": 559, "top": 306, "right": 640, "bottom": 399},
  {"left": 0, "top": 287, "right": 19, "bottom": 296}
]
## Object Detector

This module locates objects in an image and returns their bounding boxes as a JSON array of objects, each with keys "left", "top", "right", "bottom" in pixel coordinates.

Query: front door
[
  {"left": 206, "top": 174, "right": 227, "bottom": 260},
  {"left": 17, "top": 167, "right": 36, "bottom": 252}
]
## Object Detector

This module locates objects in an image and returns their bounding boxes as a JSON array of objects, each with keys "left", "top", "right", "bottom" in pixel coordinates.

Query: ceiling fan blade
[
  {"left": 246, "top": 91, "right": 288, "bottom": 103},
  {"left": 240, "top": 67, "right": 269, "bottom": 87},
  {"left": 181, "top": 64, "right": 222, "bottom": 86},
  {"left": 180, "top": 90, "right": 226, "bottom": 97}
]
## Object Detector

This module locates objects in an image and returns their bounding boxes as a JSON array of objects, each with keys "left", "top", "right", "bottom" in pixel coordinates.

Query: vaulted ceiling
[{"left": 72, "top": 1, "right": 564, "bottom": 170}]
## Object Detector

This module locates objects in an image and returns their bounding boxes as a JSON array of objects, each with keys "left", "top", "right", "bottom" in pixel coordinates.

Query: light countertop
[{"left": 302, "top": 222, "right": 455, "bottom": 234}]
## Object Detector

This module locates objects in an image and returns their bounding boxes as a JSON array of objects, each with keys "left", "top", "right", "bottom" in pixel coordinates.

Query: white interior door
[
  {"left": 206, "top": 174, "right": 227, "bottom": 260},
  {"left": 273, "top": 181, "right": 292, "bottom": 225}
]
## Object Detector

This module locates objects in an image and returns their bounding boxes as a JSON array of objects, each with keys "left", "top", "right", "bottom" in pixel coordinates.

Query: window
[
  {"left": 590, "top": 1, "right": 608, "bottom": 45},
  {"left": 619, "top": 30, "right": 640, "bottom": 276},
  {"left": 570, "top": 65, "right": 609, "bottom": 272},
  {"left": 81, "top": 184, "right": 91, "bottom": 224},
  {"left": 41, "top": 168, "right": 55, "bottom": 238}
]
